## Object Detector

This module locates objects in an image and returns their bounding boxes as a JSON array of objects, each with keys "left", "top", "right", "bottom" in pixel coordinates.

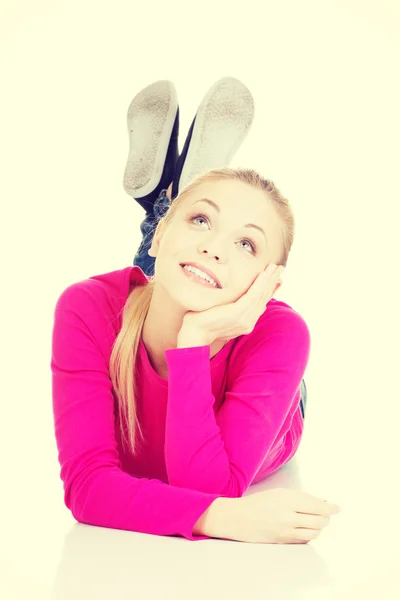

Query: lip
[{"left": 180, "top": 262, "right": 222, "bottom": 288}]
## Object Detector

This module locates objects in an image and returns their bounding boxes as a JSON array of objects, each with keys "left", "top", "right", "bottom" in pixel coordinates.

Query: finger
[
  {"left": 263, "top": 264, "right": 284, "bottom": 278},
  {"left": 266, "top": 264, "right": 278, "bottom": 274},
  {"left": 293, "top": 513, "right": 330, "bottom": 530},
  {"left": 270, "top": 265, "right": 285, "bottom": 277},
  {"left": 259, "top": 266, "right": 281, "bottom": 287},
  {"left": 245, "top": 266, "right": 282, "bottom": 301},
  {"left": 259, "top": 265, "right": 276, "bottom": 283}
]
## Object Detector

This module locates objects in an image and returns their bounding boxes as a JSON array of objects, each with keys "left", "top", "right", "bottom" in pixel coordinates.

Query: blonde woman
[{"left": 51, "top": 78, "right": 340, "bottom": 546}]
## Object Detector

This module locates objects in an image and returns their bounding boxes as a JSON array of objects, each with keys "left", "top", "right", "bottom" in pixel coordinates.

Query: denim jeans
[
  {"left": 132, "top": 190, "right": 308, "bottom": 419},
  {"left": 132, "top": 189, "right": 171, "bottom": 278}
]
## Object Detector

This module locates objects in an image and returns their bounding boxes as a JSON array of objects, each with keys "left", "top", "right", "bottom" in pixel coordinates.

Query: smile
[{"left": 180, "top": 264, "right": 220, "bottom": 289}]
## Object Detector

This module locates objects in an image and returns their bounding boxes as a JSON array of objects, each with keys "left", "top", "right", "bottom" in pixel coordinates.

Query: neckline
[{"left": 138, "top": 336, "right": 234, "bottom": 386}]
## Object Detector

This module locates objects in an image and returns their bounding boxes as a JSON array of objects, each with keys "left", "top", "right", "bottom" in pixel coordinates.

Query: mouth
[{"left": 180, "top": 263, "right": 222, "bottom": 289}]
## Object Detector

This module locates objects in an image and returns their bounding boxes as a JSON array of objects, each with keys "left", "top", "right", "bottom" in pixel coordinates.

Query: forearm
[
  {"left": 164, "top": 344, "right": 234, "bottom": 493},
  {"left": 192, "top": 496, "right": 237, "bottom": 539},
  {"left": 176, "top": 329, "right": 237, "bottom": 537}
]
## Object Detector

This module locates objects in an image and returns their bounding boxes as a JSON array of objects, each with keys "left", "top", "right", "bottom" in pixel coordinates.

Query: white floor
[
  {"left": 3, "top": 412, "right": 400, "bottom": 599},
  {"left": 2, "top": 1, "right": 400, "bottom": 598}
]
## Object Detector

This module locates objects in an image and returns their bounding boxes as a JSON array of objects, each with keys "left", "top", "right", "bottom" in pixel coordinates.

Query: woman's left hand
[{"left": 180, "top": 264, "right": 285, "bottom": 346}]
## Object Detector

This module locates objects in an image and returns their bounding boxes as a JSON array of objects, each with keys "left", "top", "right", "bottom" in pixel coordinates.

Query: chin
[
  {"left": 177, "top": 292, "right": 219, "bottom": 310},
  {"left": 173, "top": 286, "right": 223, "bottom": 311}
]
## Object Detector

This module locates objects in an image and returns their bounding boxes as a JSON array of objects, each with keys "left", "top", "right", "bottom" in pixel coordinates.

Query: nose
[
  {"left": 199, "top": 237, "right": 226, "bottom": 261},
  {"left": 201, "top": 249, "right": 220, "bottom": 261}
]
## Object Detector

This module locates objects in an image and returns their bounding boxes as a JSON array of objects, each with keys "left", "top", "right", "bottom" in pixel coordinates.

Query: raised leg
[{"left": 132, "top": 182, "right": 173, "bottom": 276}]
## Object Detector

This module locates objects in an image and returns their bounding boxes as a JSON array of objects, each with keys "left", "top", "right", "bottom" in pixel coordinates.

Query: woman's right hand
[{"left": 228, "top": 487, "right": 341, "bottom": 544}]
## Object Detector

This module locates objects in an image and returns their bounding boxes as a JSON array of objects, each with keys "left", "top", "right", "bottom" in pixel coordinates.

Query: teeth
[{"left": 183, "top": 265, "right": 218, "bottom": 287}]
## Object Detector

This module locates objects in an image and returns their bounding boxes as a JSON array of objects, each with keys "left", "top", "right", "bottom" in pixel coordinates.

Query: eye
[{"left": 188, "top": 213, "right": 257, "bottom": 254}]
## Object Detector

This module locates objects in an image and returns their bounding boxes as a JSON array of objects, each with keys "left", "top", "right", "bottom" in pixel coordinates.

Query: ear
[
  {"left": 148, "top": 220, "right": 166, "bottom": 258},
  {"left": 274, "top": 281, "right": 282, "bottom": 295}
]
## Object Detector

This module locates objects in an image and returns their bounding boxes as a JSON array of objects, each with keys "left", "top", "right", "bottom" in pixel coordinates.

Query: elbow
[
  {"left": 62, "top": 470, "right": 100, "bottom": 526},
  {"left": 63, "top": 480, "right": 85, "bottom": 524}
]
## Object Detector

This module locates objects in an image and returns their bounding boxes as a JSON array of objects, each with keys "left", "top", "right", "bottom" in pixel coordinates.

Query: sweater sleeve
[
  {"left": 50, "top": 285, "right": 221, "bottom": 542},
  {"left": 164, "top": 310, "right": 310, "bottom": 497}
]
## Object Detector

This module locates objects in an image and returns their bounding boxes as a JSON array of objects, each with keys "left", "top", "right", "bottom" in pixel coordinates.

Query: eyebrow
[{"left": 191, "top": 198, "right": 268, "bottom": 245}]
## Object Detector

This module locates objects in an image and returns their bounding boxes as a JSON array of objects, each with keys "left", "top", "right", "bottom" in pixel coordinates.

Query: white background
[{"left": 1, "top": 0, "right": 399, "bottom": 598}]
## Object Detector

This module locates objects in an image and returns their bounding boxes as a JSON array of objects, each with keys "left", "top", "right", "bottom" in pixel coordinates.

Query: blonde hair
[{"left": 109, "top": 167, "right": 295, "bottom": 458}]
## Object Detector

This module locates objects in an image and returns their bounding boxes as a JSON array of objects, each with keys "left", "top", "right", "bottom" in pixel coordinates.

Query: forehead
[
  {"left": 190, "top": 178, "right": 264, "bottom": 204},
  {"left": 185, "top": 179, "right": 278, "bottom": 228}
]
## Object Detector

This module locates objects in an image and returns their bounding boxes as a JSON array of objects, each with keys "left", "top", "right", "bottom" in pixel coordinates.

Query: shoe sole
[
  {"left": 123, "top": 80, "right": 178, "bottom": 197},
  {"left": 178, "top": 77, "right": 255, "bottom": 194}
]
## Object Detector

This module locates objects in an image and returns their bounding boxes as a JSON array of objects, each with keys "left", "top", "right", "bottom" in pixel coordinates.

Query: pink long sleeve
[
  {"left": 50, "top": 265, "right": 310, "bottom": 543},
  {"left": 164, "top": 312, "right": 310, "bottom": 496},
  {"left": 51, "top": 284, "right": 221, "bottom": 542}
]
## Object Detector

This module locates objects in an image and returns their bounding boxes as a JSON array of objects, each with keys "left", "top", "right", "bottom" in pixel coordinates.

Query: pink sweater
[{"left": 50, "top": 266, "right": 310, "bottom": 541}]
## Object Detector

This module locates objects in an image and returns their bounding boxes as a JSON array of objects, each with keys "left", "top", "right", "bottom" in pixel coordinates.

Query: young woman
[{"left": 51, "top": 78, "right": 340, "bottom": 546}]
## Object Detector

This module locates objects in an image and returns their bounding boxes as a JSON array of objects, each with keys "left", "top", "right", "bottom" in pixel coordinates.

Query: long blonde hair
[{"left": 109, "top": 167, "right": 295, "bottom": 457}]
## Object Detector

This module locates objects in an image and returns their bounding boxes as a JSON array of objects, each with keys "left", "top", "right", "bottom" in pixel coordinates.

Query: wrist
[
  {"left": 193, "top": 497, "right": 238, "bottom": 540},
  {"left": 177, "top": 327, "right": 211, "bottom": 349}
]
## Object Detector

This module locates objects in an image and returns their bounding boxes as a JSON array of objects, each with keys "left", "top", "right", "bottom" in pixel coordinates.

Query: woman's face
[{"left": 149, "top": 178, "right": 283, "bottom": 311}]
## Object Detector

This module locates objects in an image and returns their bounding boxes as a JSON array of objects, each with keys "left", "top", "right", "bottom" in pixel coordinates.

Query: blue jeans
[
  {"left": 133, "top": 189, "right": 171, "bottom": 278},
  {"left": 132, "top": 190, "right": 308, "bottom": 419}
]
